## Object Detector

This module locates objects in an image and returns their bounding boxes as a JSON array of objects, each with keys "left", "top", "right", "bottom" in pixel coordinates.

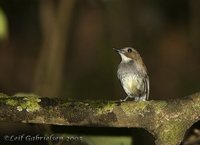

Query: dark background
[{"left": 0, "top": 0, "right": 200, "bottom": 100}]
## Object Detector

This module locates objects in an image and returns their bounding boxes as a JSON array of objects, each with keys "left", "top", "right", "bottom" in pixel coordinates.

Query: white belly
[{"left": 121, "top": 75, "right": 141, "bottom": 96}]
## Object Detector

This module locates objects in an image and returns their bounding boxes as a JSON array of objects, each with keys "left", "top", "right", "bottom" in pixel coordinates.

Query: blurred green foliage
[
  {"left": 82, "top": 135, "right": 131, "bottom": 145},
  {"left": 0, "top": 8, "right": 7, "bottom": 40}
]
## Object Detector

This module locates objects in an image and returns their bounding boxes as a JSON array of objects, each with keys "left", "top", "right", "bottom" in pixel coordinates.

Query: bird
[{"left": 113, "top": 47, "right": 149, "bottom": 102}]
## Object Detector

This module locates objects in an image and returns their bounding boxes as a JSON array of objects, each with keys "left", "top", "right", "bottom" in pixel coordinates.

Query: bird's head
[{"left": 113, "top": 47, "right": 142, "bottom": 63}]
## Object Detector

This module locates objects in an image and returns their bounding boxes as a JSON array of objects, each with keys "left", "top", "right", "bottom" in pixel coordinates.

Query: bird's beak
[{"left": 113, "top": 48, "right": 123, "bottom": 53}]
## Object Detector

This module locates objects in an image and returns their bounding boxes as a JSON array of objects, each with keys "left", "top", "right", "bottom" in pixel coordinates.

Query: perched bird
[{"left": 113, "top": 47, "right": 149, "bottom": 101}]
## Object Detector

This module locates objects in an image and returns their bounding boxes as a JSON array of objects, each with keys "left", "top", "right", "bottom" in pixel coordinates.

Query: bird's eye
[{"left": 127, "top": 48, "right": 132, "bottom": 53}]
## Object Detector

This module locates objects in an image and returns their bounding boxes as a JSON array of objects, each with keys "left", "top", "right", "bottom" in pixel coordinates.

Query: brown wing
[{"left": 144, "top": 75, "right": 150, "bottom": 100}]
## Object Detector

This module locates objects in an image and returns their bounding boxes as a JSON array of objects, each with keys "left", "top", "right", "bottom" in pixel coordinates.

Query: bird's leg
[{"left": 120, "top": 96, "right": 130, "bottom": 102}]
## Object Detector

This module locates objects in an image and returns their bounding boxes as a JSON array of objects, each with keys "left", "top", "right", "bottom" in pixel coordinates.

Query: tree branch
[{"left": 0, "top": 92, "right": 200, "bottom": 145}]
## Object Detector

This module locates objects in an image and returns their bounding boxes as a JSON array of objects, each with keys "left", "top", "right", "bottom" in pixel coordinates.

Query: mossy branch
[{"left": 0, "top": 92, "right": 200, "bottom": 145}]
